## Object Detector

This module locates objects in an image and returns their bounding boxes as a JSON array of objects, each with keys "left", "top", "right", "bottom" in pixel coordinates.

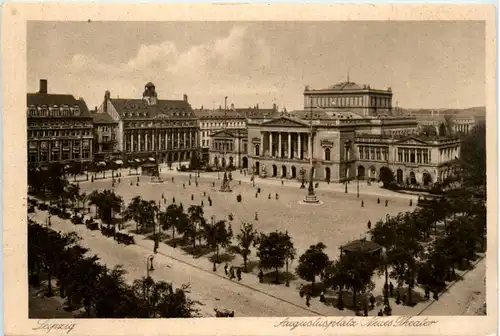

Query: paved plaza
[{"left": 79, "top": 168, "right": 416, "bottom": 260}]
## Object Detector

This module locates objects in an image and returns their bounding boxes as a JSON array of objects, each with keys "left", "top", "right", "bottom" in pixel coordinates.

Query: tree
[
  {"left": 88, "top": 189, "right": 123, "bottom": 224},
  {"left": 66, "top": 184, "right": 81, "bottom": 213},
  {"left": 459, "top": 123, "right": 486, "bottom": 188},
  {"left": 256, "top": 231, "right": 294, "bottom": 284},
  {"left": 46, "top": 162, "right": 69, "bottom": 207},
  {"left": 189, "top": 151, "right": 203, "bottom": 171},
  {"left": 66, "top": 161, "right": 83, "bottom": 182},
  {"left": 122, "top": 197, "right": 158, "bottom": 234},
  {"left": 205, "top": 220, "right": 233, "bottom": 262},
  {"left": 296, "top": 242, "right": 329, "bottom": 289},
  {"left": 235, "top": 222, "right": 259, "bottom": 272},
  {"left": 330, "top": 251, "right": 376, "bottom": 307},
  {"left": 186, "top": 205, "right": 204, "bottom": 248},
  {"left": 162, "top": 203, "right": 188, "bottom": 244},
  {"left": 379, "top": 167, "right": 395, "bottom": 188}
]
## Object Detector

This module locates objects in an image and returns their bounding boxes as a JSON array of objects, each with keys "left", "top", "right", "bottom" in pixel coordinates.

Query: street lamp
[
  {"left": 381, "top": 247, "right": 390, "bottom": 307},
  {"left": 356, "top": 174, "right": 360, "bottom": 198},
  {"left": 299, "top": 167, "right": 306, "bottom": 189},
  {"left": 301, "top": 95, "right": 319, "bottom": 203},
  {"left": 147, "top": 255, "right": 155, "bottom": 277},
  {"left": 344, "top": 140, "right": 351, "bottom": 194}
]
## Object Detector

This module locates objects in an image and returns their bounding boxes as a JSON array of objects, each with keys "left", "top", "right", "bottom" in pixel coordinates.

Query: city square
[{"left": 22, "top": 19, "right": 488, "bottom": 322}]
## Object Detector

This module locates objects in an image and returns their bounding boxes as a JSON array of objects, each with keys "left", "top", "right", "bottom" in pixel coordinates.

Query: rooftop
[
  {"left": 92, "top": 112, "right": 117, "bottom": 124},
  {"left": 305, "top": 81, "right": 392, "bottom": 92},
  {"left": 27, "top": 93, "right": 92, "bottom": 118},
  {"left": 110, "top": 98, "right": 194, "bottom": 120}
]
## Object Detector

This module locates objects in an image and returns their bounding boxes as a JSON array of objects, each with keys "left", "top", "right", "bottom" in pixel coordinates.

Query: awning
[
  {"left": 115, "top": 160, "right": 124, "bottom": 165},
  {"left": 98, "top": 161, "right": 106, "bottom": 166},
  {"left": 149, "top": 157, "right": 155, "bottom": 162},
  {"left": 134, "top": 159, "right": 141, "bottom": 163}
]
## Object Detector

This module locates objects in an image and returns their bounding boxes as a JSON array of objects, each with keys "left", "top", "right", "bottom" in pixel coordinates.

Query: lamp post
[
  {"left": 299, "top": 167, "right": 306, "bottom": 189},
  {"left": 302, "top": 96, "right": 319, "bottom": 203},
  {"left": 356, "top": 174, "right": 360, "bottom": 198},
  {"left": 220, "top": 96, "right": 232, "bottom": 192},
  {"left": 344, "top": 140, "right": 351, "bottom": 194},
  {"left": 146, "top": 255, "right": 155, "bottom": 278},
  {"left": 381, "top": 247, "right": 390, "bottom": 307}
]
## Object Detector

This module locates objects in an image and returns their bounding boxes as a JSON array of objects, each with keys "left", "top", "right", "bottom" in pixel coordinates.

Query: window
[
  {"left": 324, "top": 148, "right": 331, "bottom": 161},
  {"left": 28, "top": 152, "right": 37, "bottom": 163},
  {"left": 358, "top": 146, "right": 363, "bottom": 159},
  {"left": 423, "top": 150, "right": 429, "bottom": 164},
  {"left": 370, "top": 147, "right": 375, "bottom": 160},
  {"left": 404, "top": 149, "right": 409, "bottom": 163},
  {"left": 364, "top": 147, "right": 369, "bottom": 160},
  {"left": 398, "top": 148, "right": 403, "bottom": 162},
  {"left": 255, "top": 144, "right": 260, "bottom": 156},
  {"left": 376, "top": 148, "right": 381, "bottom": 161},
  {"left": 243, "top": 143, "right": 248, "bottom": 153},
  {"left": 410, "top": 150, "right": 415, "bottom": 163}
]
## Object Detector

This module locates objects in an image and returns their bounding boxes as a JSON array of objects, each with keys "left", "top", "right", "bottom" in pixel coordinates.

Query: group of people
[{"left": 224, "top": 263, "right": 243, "bottom": 281}]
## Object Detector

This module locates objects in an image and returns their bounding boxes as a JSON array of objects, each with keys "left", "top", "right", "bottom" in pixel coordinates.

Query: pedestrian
[
  {"left": 396, "top": 291, "right": 401, "bottom": 305},
  {"left": 319, "top": 290, "right": 326, "bottom": 304},
  {"left": 363, "top": 307, "right": 368, "bottom": 317},
  {"left": 154, "top": 240, "right": 159, "bottom": 254},
  {"left": 183, "top": 183, "right": 185, "bottom": 189},
  {"left": 369, "top": 294, "right": 375, "bottom": 309},
  {"left": 377, "top": 197, "right": 380, "bottom": 204},
  {"left": 130, "top": 181, "right": 133, "bottom": 186},
  {"left": 424, "top": 286, "right": 430, "bottom": 299},
  {"left": 191, "top": 194, "right": 194, "bottom": 201},
  {"left": 402, "top": 294, "right": 407, "bottom": 306},
  {"left": 377, "top": 309, "right": 383, "bottom": 316},
  {"left": 136, "top": 182, "right": 139, "bottom": 186},
  {"left": 268, "top": 193, "right": 271, "bottom": 199},
  {"left": 255, "top": 192, "right": 258, "bottom": 198},
  {"left": 137, "top": 176, "right": 140, "bottom": 182},
  {"left": 255, "top": 212, "right": 258, "bottom": 220},
  {"left": 258, "top": 269, "right": 264, "bottom": 283},
  {"left": 433, "top": 291, "right": 439, "bottom": 301},
  {"left": 189, "top": 180, "right": 191, "bottom": 186},
  {"left": 224, "top": 263, "right": 228, "bottom": 276},
  {"left": 209, "top": 199, "right": 212, "bottom": 206},
  {"left": 275, "top": 193, "right": 279, "bottom": 200},
  {"left": 229, "top": 266, "right": 235, "bottom": 279},
  {"left": 281, "top": 180, "right": 284, "bottom": 186},
  {"left": 367, "top": 220, "right": 371, "bottom": 230},
  {"left": 213, "top": 181, "right": 215, "bottom": 187},
  {"left": 118, "top": 178, "right": 121, "bottom": 183},
  {"left": 172, "top": 177, "right": 174, "bottom": 183},
  {"left": 361, "top": 200, "right": 364, "bottom": 207},
  {"left": 239, "top": 180, "right": 241, "bottom": 185},
  {"left": 196, "top": 182, "right": 199, "bottom": 187},
  {"left": 201, "top": 201, "right": 204, "bottom": 207},
  {"left": 257, "top": 187, "right": 261, "bottom": 193},
  {"left": 409, "top": 199, "right": 413, "bottom": 206},
  {"left": 173, "top": 197, "right": 176, "bottom": 203},
  {"left": 385, "top": 200, "right": 388, "bottom": 207},
  {"left": 389, "top": 282, "right": 394, "bottom": 297},
  {"left": 204, "top": 191, "right": 206, "bottom": 197},
  {"left": 236, "top": 268, "right": 242, "bottom": 281},
  {"left": 189, "top": 173, "right": 192, "bottom": 180},
  {"left": 164, "top": 198, "right": 166, "bottom": 204},
  {"left": 162, "top": 193, "right": 164, "bottom": 199},
  {"left": 305, "top": 293, "right": 311, "bottom": 307}
]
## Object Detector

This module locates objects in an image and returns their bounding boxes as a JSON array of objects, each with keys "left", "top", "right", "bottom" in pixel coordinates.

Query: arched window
[
  {"left": 324, "top": 148, "right": 331, "bottom": 161},
  {"left": 255, "top": 144, "right": 260, "bottom": 156}
]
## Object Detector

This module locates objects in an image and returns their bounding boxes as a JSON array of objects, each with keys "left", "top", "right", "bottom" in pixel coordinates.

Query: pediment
[
  {"left": 261, "top": 117, "right": 308, "bottom": 128},
  {"left": 395, "top": 137, "right": 429, "bottom": 145},
  {"left": 210, "top": 130, "right": 235, "bottom": 138}
]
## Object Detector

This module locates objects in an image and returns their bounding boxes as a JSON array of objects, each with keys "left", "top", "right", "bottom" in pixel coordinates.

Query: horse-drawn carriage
[
  {"left": 115, "top": 231, "right": 135, "bottom": 245},
  {"left": 214, "top": 308, "right": 234, "bottom": 317},
  {"left": 85, "top": 218, "right": 99, "bottom": 231}
]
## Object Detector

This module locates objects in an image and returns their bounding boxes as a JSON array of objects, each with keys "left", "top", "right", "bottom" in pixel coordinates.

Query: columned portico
[{"left": 258, "top": 130, "right": 313, "bottom": 160}]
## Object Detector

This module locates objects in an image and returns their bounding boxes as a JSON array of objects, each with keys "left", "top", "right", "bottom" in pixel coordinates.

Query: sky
[{"left": 27, "top": 21, "right": 485, "bottom": 111}]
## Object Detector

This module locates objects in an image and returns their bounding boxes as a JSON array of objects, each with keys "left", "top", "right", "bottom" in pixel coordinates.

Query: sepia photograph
[{"left": 2, "top": 3, "right": 497, "bottom": 336}]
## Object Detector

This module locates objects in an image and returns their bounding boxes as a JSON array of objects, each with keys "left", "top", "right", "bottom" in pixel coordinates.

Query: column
[
  {"left": 288, "top": 133, "right": 292, "bottom": 158},
  {"left": 269, "top": 132, "right": 273, "bottom": 157},
  {"left": 171, "top": 130, "right": 174, "bottom": 150},
  {"left": 137, "top": 132, "right": 141, "bottom": 152},
  {"left": 307, "top": 134, "right": 311, "bottom": 158},
  {"left": 278, "top": 132, "right": 282, "bottom": 158},
  {"left": 183, "top": 130, "right": 187, "bottom": 149},
  {"left": 260, "top": 132, "right": 264, "bottom": 156},
  {"left": 298, "top": 133, "right": 302, "bottom": 159}
]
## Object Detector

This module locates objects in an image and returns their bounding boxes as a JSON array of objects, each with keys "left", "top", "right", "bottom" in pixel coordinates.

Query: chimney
[
  {"left": 183, "top": 94, "right": 188, "bottom": 102},
  {"left": 38, "top": 79, "right": 48, "bottom": 94}
]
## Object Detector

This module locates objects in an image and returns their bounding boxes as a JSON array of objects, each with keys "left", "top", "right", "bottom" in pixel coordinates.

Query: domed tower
[{"left": 143, "top": 82, "right": 158, "bottom": 105}]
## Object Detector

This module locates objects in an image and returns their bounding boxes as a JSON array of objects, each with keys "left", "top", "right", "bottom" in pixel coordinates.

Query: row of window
[
  {"left": 307, "top": 96, "right": 392, "bottom": 108},
  {"left": 27, "top": 106, "right": 81, "bottom": 117},
  {"left": 29, "top": 139, "right": 91, "bottom": 150},
  {"left": 397, "top": 148, "right": 430, "bottom": 164},
  {"left": 28, "top": 150, "right": 90, "bottom": 163},
  {"left": 213, "top": 141, "right": 234, "bottom": 152},
  {"left": 201, "top": 121, "right": 245, "bottom": 128},
  {"left": 358, "top": 146, "right": 389, "bottom": 161},
  {"left": 122, "top": 111, "right": 193, "bottom": 118},
  {"left": 124, "top": 139, "right": 195, "bottom": 152},
  {"left": 28, "top": 130, "right": 92, "bottom": 138}
]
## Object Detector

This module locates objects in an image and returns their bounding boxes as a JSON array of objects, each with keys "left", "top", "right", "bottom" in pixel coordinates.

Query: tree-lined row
[{"left": 28, "top": 221, "right": 199, "bottom": 318}]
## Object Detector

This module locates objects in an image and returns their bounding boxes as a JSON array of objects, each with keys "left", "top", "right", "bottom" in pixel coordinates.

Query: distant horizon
[{"left": 28, "top": 21, "right": 485, "bottom": 111}]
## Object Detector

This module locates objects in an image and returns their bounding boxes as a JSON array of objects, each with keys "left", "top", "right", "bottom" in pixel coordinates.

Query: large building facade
[
  {"left": 247, "top": 110, "right": 458, "bottom": 185},
  {"left": 27, "top": 79, "right": 94, "bottom": 166},
  {"left": 209, "top": 129, "right": 249, "bottom": 169},
  {"left": 92, "top": 111, "right": 120, "bottom": 161},
  {"left": 96, "top": 82, "right": 199, "bottom": 164},
  {"left": 304, "top": 81, "right": 393, "bottom": 117}
]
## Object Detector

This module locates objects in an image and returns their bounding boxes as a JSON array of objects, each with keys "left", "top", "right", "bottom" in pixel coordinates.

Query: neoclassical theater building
[
  {"left": 247, "top": 81, "right": 460, "bottom": 185},
  {"left": 96, "top": 82, "right": 199, "bottom": 163}
]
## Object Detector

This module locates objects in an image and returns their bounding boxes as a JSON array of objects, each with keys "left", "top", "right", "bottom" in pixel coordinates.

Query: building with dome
[
  {"left": 95, "top": 82, "right": 199, "bottom": 164},
  {"left": 304, "top": 81, "right": 393, "bottom": 117}
]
